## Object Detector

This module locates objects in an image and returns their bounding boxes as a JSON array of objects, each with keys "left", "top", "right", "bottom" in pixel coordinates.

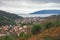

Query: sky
[{"left": 0, "top": 0, "right": 60, "bottom": 17}]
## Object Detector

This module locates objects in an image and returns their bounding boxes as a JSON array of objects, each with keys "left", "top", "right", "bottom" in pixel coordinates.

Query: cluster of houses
[
  {"left": 15, "top": 17, "right": 44, "bottom": 24},
  {"left": 0, "top": 17, "right": 47, "bottom": 37},
  {"left": 0, "top": 25, "right": 31, "bottom": 37}
]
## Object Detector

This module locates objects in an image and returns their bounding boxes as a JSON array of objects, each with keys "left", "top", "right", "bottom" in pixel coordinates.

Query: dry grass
[{"left": 28, "top": 26, "right": 60, "bottom": 40}]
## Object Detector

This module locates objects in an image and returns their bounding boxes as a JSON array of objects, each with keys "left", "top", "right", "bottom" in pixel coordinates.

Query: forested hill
[
  {"left": 0, "top": 10, "right": 23, "bottom": 26},
  {"left": 0, "top": 10, "right": 23, "bottom": 20}
]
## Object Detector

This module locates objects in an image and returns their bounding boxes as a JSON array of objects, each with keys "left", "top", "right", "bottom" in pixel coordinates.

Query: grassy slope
[{"left": 28, "top": 26, "right": 60, "bottom": 40}]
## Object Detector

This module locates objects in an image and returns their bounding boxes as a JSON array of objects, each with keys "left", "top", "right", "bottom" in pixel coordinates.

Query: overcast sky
[{"left": 0, "top": 0, "right": 60, "bottom": 14}]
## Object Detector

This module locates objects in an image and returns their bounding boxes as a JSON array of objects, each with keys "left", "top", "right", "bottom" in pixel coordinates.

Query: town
[{"left": 0, "top": 17, "right": 46, "bottom": 37}]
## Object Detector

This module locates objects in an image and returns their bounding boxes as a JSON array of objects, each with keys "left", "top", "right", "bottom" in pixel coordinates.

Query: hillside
[
  {"left": 44, "top": 15, "right": 60, "bottom": 22},
  {"left": 28, "top": 26, "right": 60, "bottom": 40},
  {"left": 31, "top": 10, "right": 60, "bottom": 14},
  {"left": 0, "top": 10, "right": 23, "bottom": 26},
  {"left": 28, "top": 15, "right": 60, "bottom": 40},
  {"left": 0, "top": 10, "right": 23, "bottom": 20}
]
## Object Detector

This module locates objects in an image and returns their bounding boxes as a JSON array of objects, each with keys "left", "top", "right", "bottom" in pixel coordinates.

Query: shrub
[
  {"left": 44, "top": 36, "right": 52, "bottom": 40},
  {"left": 31, "top": 24, "right": 41, "bottom": 34},
  {"left": 45, "top": 22, "right": 54, "bottom": 29},
  {"left": 20, "top": 32, "right": 29, "bottom": 40}
]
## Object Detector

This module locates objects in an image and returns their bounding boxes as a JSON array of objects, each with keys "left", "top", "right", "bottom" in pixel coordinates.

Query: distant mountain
[
  {"left": 0, "top": 10, "right": 23, "bottom": 20},
  {"left": 31, "top": 10, "right": 60, "bottom": 14}
]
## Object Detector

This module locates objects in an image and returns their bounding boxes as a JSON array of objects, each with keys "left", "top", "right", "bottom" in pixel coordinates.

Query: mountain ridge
[
  {"left": 31, "top": 10, "right": 60, "bottom": 14},
  {"left": 0, "top": 10, "right": 23, "bottom": 20}
]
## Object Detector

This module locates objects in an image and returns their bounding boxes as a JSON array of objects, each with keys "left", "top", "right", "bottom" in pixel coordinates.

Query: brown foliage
[{"left": 28, "top": 26, "right": 60, "bottom": 40}]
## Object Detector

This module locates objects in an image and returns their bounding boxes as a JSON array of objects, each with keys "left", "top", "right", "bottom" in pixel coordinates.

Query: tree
[{"left": 31, "top": 24, "right": 41, "bottom": 34}]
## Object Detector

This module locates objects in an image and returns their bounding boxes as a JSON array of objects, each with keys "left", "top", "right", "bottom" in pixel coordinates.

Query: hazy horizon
[{"left": 19, "top": 14, "right": 58, "bottom": 17}]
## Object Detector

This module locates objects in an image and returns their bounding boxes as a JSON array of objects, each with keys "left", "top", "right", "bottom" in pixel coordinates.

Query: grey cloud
[
  {"left": 0, "top": 1, "right": 4, "bottom": 6},
  {"left": 0, "top": 0, "right": 60, "bottom": 7},
  {"left": 0, "top": 0, "right": 60, "bottom": 3},
  {"left": 32, "top": 0, "right": 60, "bottom": 4},
  {"left": 0, "top": 0, "right": 28, "bottom": 1},
  {"left": 0, "top": 0, "right": 60, "bottom": 14},
  {"left": 0, "top": 0, "right": 60, "bottom": 5}
]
